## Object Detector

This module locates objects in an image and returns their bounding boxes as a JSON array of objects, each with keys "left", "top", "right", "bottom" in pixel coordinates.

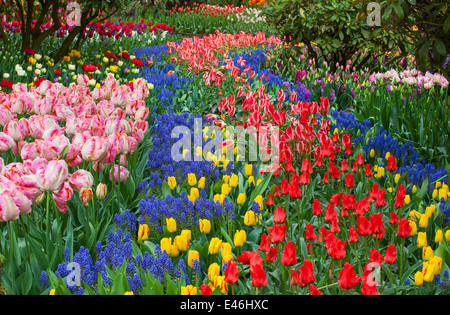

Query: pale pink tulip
[
  {"left": 0, "top": 104, "right": 14, "bottom": 126},
  {"left": 16, "top": 174, "right": 42, "bottom": 202},
  {"left": 52, "top": 181, "right": 73, "bottom": 213},
  {"left": 35, "top": 159, "right": 68, "bottom": 192},
  {"left": 0, "top": 132, "right": 15, "bottom": 154},
  {"left": 0, "top": 193, "right": 20, "bottom": 221},
  {"left": 109, "top": 165, "right": 129, "bottom": 183},
  {"left": 80, "top": 136, "right": 109, "bottom": 162},
  {"left": 4, "top": 119, "right": 26, "bottom": 142},
  {"left": 111, "top": 85, "right": 131, "bottom": 108},
  {"left": 69, "top": 169, "right": 94, "bottom": 191}
]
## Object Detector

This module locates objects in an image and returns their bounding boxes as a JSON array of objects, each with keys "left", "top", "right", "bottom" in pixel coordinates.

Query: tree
[
  {"left": 353, "top": 0, "right": 450, "bottom": 80},
  {"left": 0, "top": 0, "right": 147, "bottom": 63}
]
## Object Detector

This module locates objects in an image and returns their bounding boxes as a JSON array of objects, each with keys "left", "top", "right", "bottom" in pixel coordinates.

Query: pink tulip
[
  {"left": 35, "top": 159, "right": 68, "bottom": 192},
  {"left": 109, "top": 165, "right": 129, "bottom": 183},
  {"left": 69, "top": 169, "right": 94, "bottom": 191},
  {"left": 0, "top": 132, "right": 15, "bottom": 154},
  {"left": 81, "top": 136, "right": 109, "bottom": 162},
  {"left": 4, "top": 119, "right": 26, "bottom": 142},
  {"left": 76, "top": 74, "right": 89, "bottom": 87},
  {"left": 111, "top": 85, "right": 131, "bottom": 108},
  {"left": 36, "top": 80, "right": 52, "bottom": 96},
  {"left": 0, "top": 193, "right": 20, "bottom": 221},
  {"left": 52, "top": 181, "right": 73, "bottom": 213},
  {"left": 0, "top": 105, "right": 14, "bottom": 126},
  {"left": 16, "top": 174, "right": 42, "bottom": 202}
]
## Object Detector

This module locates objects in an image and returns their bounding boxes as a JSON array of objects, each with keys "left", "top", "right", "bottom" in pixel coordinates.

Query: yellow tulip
[
  {"left": 209, "top": 237, "right": 223, "bottom": 255},
  {"left": 256, "top": 179, "right": 262, "bottom": 186},
  {"left": 208, "top": 263, "right": 221, "bottom": 283},
  {"left": 436, "top": 181, "right": 442, "bottom": 189},
  {"left": 435, "top": 229, "right": 444, "bottom": 243},
  {"left": 109, "top": 65, "right": 118, "bottom": 72},
  {"left": 170, "top": 244, "right": 180, "bottom": 257},
  {"left": 414, "top": 271, "right": 424, "bottom": 286},
  {"left": 237, "top": 193, "right": 246, "bottom": 205},
  {"left": 49, "top": 289, "right": 56, "bottom": 295},
  {"left": 187, "top": 173, "right": 197, "bottom": 186},
  {"left": 375, "top": 166, "right": 385, "bottom": 179},
  {"left": 418, "top": 214, "right": 429, "bottom": 229},
  {"left": 429, "top": 256, "right": 443, "bottom": 276},
  {"left": 412, "top": 185, "right": 417, "bottom": 194},
  {"left": 174, "top": 234, "right": 189, "bottom": 252},
  {"left": 28, "top": 57, "right": 37, "bottom": 65},
  {"left": 254, "top": 195, "right": 264, "bottom": 212},
  {"left": 213, "top": 275, "right": 228, "bottom": 294},
  {"left": 166, "top": 217, "right": 177, "bottom": 233},
  {"left": 432, "top": 189, "right": 438, "bottom": 199},
  {"left": 137, "top": 224, "right": 150, "bottom": 242},
  {"left": 409, "top": 210, "right": 421, "bottom": 222},
  {"left": 404, "top": 195, "right": 411, "bottom": 205},
  {"left": 221, "top": 242, "right": 232, "bottom": 260},
  {"left": 422, "top": 261, "right": 436, "bottom": 283},
  {"left": 370, "top": 149, "right": 375, "bottom": 158},
  {"left": 223, "top": 175, "right": 230, "bottom": 184},
  {"left": 234, "top": 230, "right": 247, "bottom": 247},
  {"left": 181, "top": 285, "right": 197, "bottom": 295},
  {"left": 422, "top": 246, "right": 434, "bottom": 260},
  {"left": 394, "top": 174, "right": 401, "bottom": 184},
  {"left": 187, "top": 250, "right": 200, "bottom": 268},
  {"left": 213, "top": 193, "right": 225, "bottom": 206},
  {"left": 438, "top": 188, "right": 448, "bottom": 201},
  {"left": 190, "top": 187, "right": 200, "bottom": 199},
  {"left": 248, "top": 176, "right": 255, "bottom": 186},
  {"left": 229, "top": 174, "right": 238, "bottom": 188},
  {"left": 221, "top": 183, "right": 231, "bottom": 196},
  {"left": 198, "top": 177, "right": 205, "bottom": 189},
  {"left": 445, "top": 230, "right": 450, "bottom": 242},
  {"left": 124, "top": 291, "right": 134, "bottom": 295},
  {"left": 188, "top": 194, "right": 196, "bottom": 206},
  {"left": 167, "top": 176, "right": 177, "bottom": 190},
  {"left": 160, "top": 237, "right": 172, "bottom": 254},
  {"left": 417, "top": 232, "right": 427, "bottom": 248},
  {"left": 244, "top": 210, "right": 256, "bottom": 226},
  {"left": 245, "top": 164, "right": 253, "bottom": 176},
  {"left": 409, "top": 220, "right": 417, "bottom": 236},
  {"left": 199, "top": 219, "right": 211, "bottom": 234},
  {"left": 385, "top": 152, "right": 391, "bottom": 160}
]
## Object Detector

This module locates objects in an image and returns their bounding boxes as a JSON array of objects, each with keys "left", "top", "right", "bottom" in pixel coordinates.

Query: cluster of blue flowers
[{"left": 40, "top": 225, "right": 190, "bottom": 294}]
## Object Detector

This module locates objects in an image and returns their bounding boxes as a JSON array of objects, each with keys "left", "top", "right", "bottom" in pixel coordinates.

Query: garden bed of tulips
[{"left": 0, "top": 1, "right": 449, "bottom": 298}]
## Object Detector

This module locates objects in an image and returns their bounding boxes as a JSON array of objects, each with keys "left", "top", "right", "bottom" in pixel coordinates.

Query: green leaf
[
  {"left": 434, "top": 39, "right": 447, "bottom": 56},
  {"left": 444, "top": 14, "right": 450, "bottom": 33}
]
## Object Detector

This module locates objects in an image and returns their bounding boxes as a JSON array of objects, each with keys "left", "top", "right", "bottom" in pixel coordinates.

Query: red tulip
[
  {"left": 309, "top": 285, "right": 322, "bottom": 295},
  {"left": 330, "top": 193, "right": 342, "bottom": 207},
  {"left": 266, "top": 246, "right": 277, "bottom": 263},
  {"left": 345, "top": 173, "right": 355, "bottom": 188},
  {"left": 280, "top": 179, "right": 290, "bottom": 195},
  {"left": 330, "top": 216, "right": 341, "bottom": 234},
  {"left": 354, "top": 197, "right": 370, "bottom": 216},
  {"left": 200, "top": 283, "right": 212, "bottom": 295},
  {"left": 357, "top": 216, "right": 372, "bottom": 236},
  {"left": 273, "top": 206, "right": 285, "bottom": 224},
  {"left": 290, "top": 270, "right": 299, "bottom": 286},
  {"left": 305, "top": 224, "right": 317, "bottom": 241},
  {"left": 281, "top": 241, "right": 297, "bottom": 266},
  {"left": 258, "top": 233, "right": 271, "bottom": 253},
  {"left": 312, "top": 199, "right": 322, "bottom": 216},
  {"left": 389, "top": 211, "right": 399, "bottom": 225},
  {"left": 285, "top": 158, "right": 295, "bottom": 173},
  {"left": 324, "top": 203, "right": 337, "bottom": 223},
  {"left": 364, "top": 164, "right": 373, "bottom": 177},
  {"left": 394, "top": 184, "right": 406, "bottom": 208},
  {"left": 398, "top": 218, "right": 412, "bottom": 238},
  {"left": 384, "top": 244, "right": 397, "bottom": 264},
  {"left": 338, "top": 262, "right": 361, "bottom": 290},
  {"left": 341, "top": 159, "right": 349, "bottom": 172},
  {"left": 387, "top": 155, "right": 397, "bottom": 172},
  {"left": 361, "top": 281, "right": 380, "bottom": 295},
  {"left": 224, "top": 260, "right": 239, "bottom": 284},
  {"left": 348, "top": 226, "right": 359, "bottom": 243},
  {"left": 268, "top": 224, "right": 287, "bottom": 244},
  {"left": 370, "top": 213, "right": 385, "bottom": 236},
  {"left": 299, "top": 259, "right": 315, "bottom": 286},
  {"left": 266, "top": 193, "right": 274, "bottom": 207},
  {"left": 369, "top": 249, "right": 383, "bottom": 266},
  {"left": 342, "top": 194, "right": 356, "bottom": 212},
  {"left": 251, "top": 264, "right": 267, "bottom": 288},
  {"left": 375, "top": 188, "right": 387, "bottom": 208}
]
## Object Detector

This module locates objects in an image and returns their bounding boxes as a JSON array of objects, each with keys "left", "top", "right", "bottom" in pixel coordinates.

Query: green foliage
[
  {"left": 353, "top": 0, "right": 450, "bottom": 80},
  {"left": 263, "top": 0, "right": 403, "bottom": 73}
]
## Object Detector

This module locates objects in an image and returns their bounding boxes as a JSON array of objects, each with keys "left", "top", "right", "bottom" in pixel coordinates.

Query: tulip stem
[{"left": 46, "top": 191, "right": 51, "bottom": 254}]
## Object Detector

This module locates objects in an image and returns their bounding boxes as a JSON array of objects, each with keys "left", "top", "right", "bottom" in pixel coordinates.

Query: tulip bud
[
  {"left": 138, "top": 224, "right": 150, "bottom": 242},
  {"left": 237, "top": 193, "right": 246, "bottom": 205},
  {"left": 96, "top": 183, "right": 107, "bottom": 200},
  {"left": 208, "top": 237, "right": 223, "bottom": 255},
  {"left": 79, "top": 187, "right": 93, "bottom": 206},
  {"left": 199, "top": 219, "right": 211, "bottom": 234},
  {"left": 414, "top": 271, "right": 424, "bottom": 286},
  {"left": 234, "top": 230, "right": 247, "bottom": 247},
  {"left": 187, "top": 250, "right": 200, "bottom": 268}
]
